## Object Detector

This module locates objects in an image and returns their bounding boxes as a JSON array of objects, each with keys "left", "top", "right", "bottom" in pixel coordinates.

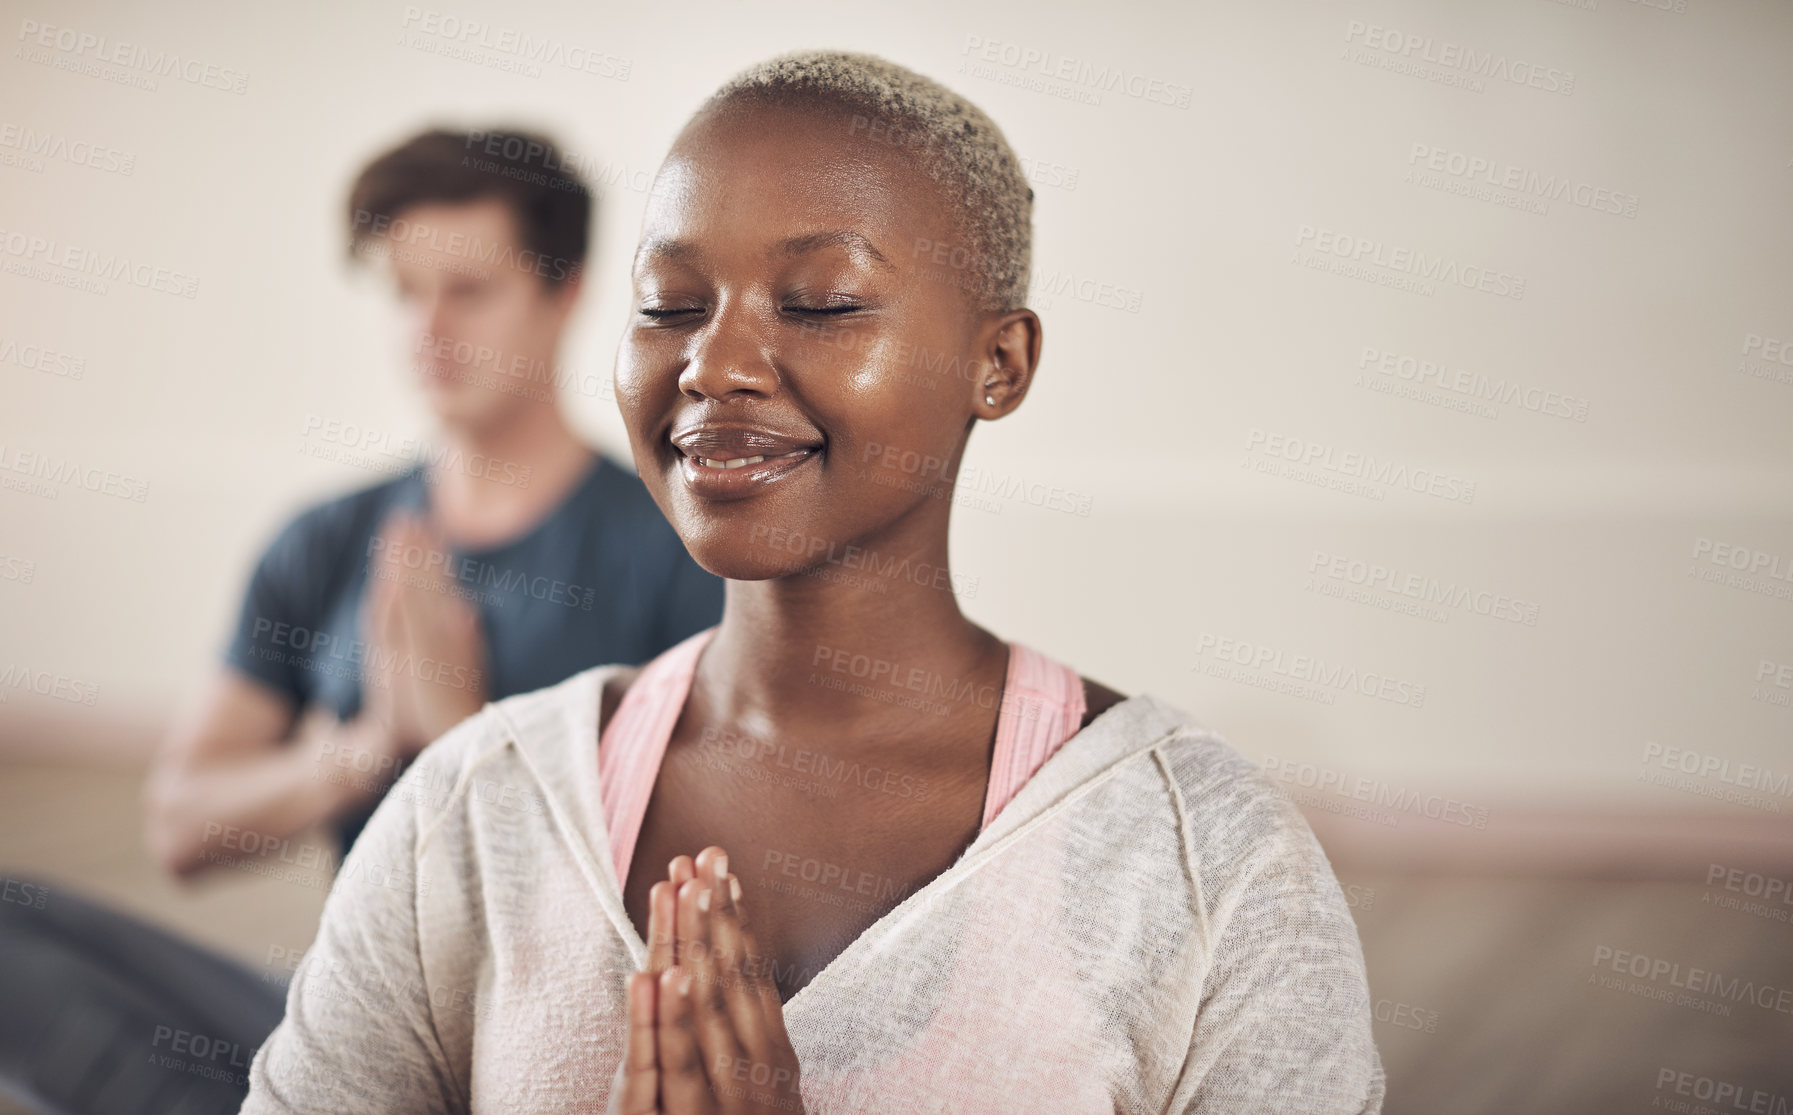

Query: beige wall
[{"left": 3, "top": 0, "right": 1791, "bottom": 824}]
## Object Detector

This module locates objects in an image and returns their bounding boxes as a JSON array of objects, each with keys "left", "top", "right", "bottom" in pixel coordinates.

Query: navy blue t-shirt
[{"left": 222, "top": 452, "right": 724, "bottom": 853}]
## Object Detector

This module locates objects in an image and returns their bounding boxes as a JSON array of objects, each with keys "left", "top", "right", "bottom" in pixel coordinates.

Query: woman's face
[{"left": 616, "top": 101, "right": 1028, "bottom": 580}]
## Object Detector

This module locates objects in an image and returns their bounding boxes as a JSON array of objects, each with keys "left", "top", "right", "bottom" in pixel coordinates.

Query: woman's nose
[{"left": 678, "top": 305, "right": 781, "bottom": 400}]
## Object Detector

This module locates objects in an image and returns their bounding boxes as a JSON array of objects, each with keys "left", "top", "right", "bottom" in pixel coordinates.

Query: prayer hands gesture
[
  {"left": 360, "top": 509, "right": 487, "bottom": 760},
  {"left": 609, "top": 847, "right": 807, "bottom": 1115}
]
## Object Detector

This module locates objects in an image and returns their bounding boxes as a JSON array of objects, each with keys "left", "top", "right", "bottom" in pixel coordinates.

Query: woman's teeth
[{"left": 695, "top": 449, "right": 811, "bottom": 469}]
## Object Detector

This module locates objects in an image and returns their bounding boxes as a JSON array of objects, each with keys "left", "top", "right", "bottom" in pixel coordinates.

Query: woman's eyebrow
[
  {"left": 779, "top": 230, "right": 895, "bottom": 271},
  {"left": 635, "top": 236, "right": 695, "bottom": 268},
  {"left": 633, "top": 230, "right": 896, "bottom": 272}
]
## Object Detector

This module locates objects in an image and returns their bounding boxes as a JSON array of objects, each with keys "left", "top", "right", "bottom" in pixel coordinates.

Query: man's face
[{"left": 379, "top": 197, "right": 580, "bottom": 433}]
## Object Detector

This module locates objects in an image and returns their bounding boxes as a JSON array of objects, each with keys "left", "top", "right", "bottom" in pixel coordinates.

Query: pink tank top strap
[
  {"left": 596, "top": 630, "right": 1086, "bottom": 888},
  {"left": 980, "top": 643, "right": 1088, "bottom": 830},
  {"left": 598, "top": 625, "right": 718, "bottom": 889}
]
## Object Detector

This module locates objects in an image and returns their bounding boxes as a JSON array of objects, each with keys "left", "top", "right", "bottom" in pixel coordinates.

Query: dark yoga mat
[{"left": 0, "top": 879, "right": 288, "bottom": 1115}]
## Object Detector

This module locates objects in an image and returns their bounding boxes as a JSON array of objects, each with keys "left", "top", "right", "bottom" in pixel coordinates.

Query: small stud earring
[{"left": 985, "top": 394, "right": 996, "bottom": 406}]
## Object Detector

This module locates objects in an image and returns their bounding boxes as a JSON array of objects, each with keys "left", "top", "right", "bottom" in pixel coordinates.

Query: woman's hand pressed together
[{"left": 609, "top": 846, "right": 807, "bottom": 1115}]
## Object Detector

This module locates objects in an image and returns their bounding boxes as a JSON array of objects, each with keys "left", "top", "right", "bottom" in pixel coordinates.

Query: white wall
[{"left": 3, "top": 0, "right": 1790, "bottom": 814}]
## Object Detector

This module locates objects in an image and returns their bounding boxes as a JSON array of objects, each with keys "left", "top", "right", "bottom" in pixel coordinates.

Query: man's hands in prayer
[
  {"left": 609, "top": 846, "right": 807, "bottom": 1115},
  {"left": 361, "top": 509, "right": 488, "bottom": 761}
]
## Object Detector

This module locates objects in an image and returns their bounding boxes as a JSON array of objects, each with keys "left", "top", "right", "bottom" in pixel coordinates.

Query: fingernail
[
  {"left": 698, "top": 887, "right": 711, "bottom": 912},
  {"left": 715, "top": 851, "right": 727, "bottom": 879},
  {"left": 730, "top": 875, "right": 742, "bottom": 903},
  {"left": 679, "top": 972, "right": 693, "bottom": 997}
]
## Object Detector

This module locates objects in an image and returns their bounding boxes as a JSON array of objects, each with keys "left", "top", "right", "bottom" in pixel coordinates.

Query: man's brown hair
[{"left": 345, "top": 127, "right": 592, "bottom": 285}]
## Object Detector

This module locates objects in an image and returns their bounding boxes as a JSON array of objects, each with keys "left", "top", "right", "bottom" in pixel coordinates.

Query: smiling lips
[
  {"left": 690, "top": 448, "right": 812, "bottom": 470},
  {"left": 669, "top": 423, "right": 823, "bottom": 497}
]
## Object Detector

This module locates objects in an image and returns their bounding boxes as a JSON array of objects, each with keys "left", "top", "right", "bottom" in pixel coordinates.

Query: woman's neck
[{"left": 693, "top": 545, "right": 1009, "bottom": 753}]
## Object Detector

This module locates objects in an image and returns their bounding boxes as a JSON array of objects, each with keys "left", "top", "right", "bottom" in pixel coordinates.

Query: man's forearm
[{"left": 146, "top": 716, "right": 402, "bottom": 877}]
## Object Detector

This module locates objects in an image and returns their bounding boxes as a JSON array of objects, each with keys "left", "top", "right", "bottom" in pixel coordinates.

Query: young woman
[{"left": 244, "top": 52, "right": 1385, "bottom": 1114}]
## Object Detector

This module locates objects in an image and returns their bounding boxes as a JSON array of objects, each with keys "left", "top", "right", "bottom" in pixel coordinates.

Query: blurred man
[{"left": 146, "top": 127, "right": 724, "bottom": 873}]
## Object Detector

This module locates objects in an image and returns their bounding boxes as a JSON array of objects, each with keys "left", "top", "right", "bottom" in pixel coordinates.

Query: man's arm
[{"left": 142, "top": 668, "right": 402, "bottom": 877}]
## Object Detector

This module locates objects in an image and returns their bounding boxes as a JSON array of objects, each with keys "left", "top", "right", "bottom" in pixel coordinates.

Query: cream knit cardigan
[{"left": 243, "top": 665, "right": 1386, "bottom": 1113}]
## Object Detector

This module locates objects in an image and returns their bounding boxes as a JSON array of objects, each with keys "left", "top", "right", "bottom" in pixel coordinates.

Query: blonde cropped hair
[{"left": 700, "top": 49, "right": 1034, "bottom": 313}]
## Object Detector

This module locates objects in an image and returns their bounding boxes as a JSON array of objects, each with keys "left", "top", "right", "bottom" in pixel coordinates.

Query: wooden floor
[
  {"left": 1339, "top": 868, "right": 1793, "bottom": 1114},
  {"left": 2, "top": 761, "right": 1789, "bottom": 1114},
  {"left": 0, "top": 764, "right": 328, "bottom": 974}
]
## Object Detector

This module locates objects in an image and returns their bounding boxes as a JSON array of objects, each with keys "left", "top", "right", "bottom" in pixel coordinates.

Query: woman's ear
[{"left": 975, "top": 308, "right": 1042, "bottom": 419}]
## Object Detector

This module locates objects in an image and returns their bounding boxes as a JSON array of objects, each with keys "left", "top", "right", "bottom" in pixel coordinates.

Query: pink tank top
[{"left": 597, "top": 626, "right": 1088, "bottom": 890}]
